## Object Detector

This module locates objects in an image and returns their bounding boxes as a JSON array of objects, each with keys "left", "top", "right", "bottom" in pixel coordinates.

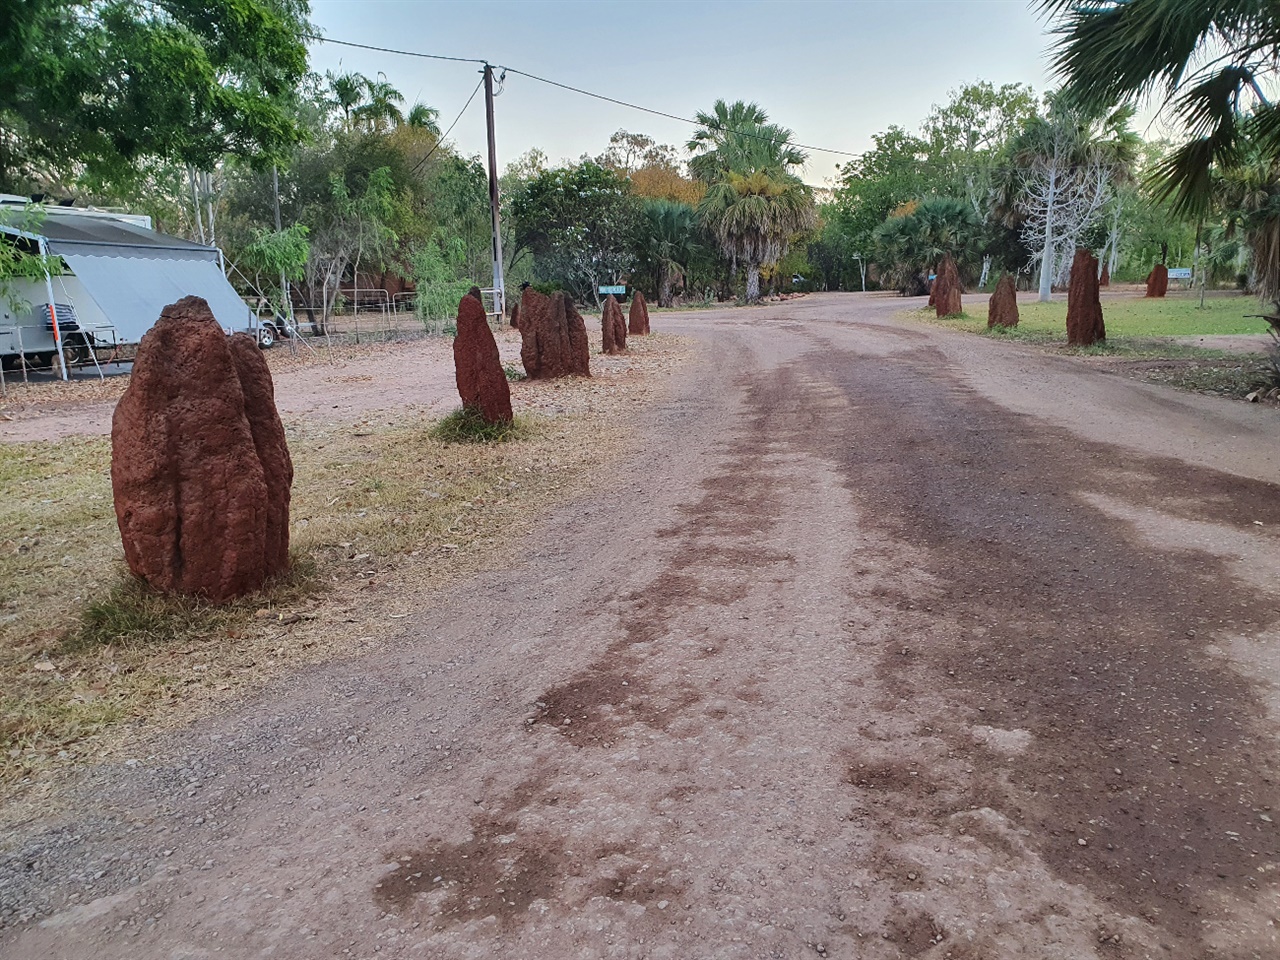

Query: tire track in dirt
[{"left": 767, "top": 337, "right": 1280, "bottom": 958}]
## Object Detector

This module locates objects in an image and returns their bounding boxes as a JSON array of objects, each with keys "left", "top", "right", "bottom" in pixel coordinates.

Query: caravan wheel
[{"left": 258, "top": 323, "right": 277, "bottom": 349}]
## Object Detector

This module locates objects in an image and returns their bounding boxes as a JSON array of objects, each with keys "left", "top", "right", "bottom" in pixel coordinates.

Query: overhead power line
[
  {"left": 306, "top": 34, "right": 487, "bottom": 66},
  {"left": 307, "top": 34, "right": 862, "bottom": 161},
  {"left": 409, "top": 76, "right": 485, "bottom": 175}
]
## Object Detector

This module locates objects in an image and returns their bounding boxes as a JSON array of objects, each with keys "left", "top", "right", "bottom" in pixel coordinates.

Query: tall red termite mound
[
  {"left": 602, "top": 295, "right": 627, "bottom": 355},
  {"left": 562, "top": 294, "right": 591, "bottom": 376},
  {"left": 628, "top": 290, "right": 651, "bottom": 335},
  {"left": 1145, "top": 264, "right": 1169, "bottom": 298},
  {"left": 1066, "top": 249, "right": 1106, "bottom": 346},
  {"left": 1099, "top": 263, "right": 1110, "bottom": 287},
  {"left": 933, "top": 254, "right": 963, "bottom": 317},
  {"left": 987, "top": 273, "right": 1019, "bottom": 329},
  {"left": 111, "top": 296, "right": 293, "bottom": 602},
  {"left": 453, "top": 292, "right": 513, "bottom": 424},
  {"left": 518, "top": 288, "right": 591, "bottom": 378}
]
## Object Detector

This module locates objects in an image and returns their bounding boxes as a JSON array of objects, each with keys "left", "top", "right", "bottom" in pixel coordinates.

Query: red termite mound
[
  {"left": 1066, "top": 249, "right": 1106, "bottom": 346},
  {"left": 453, "top": 292, "right": 513, "bottom": 424},
  {"left": 518, "top": 288, "right": 591, "bottom": 378},
  {"left": 1145, "top": 264, "right": 1169, "bottom": 298},
  {"left": 1099, "top": 263, "right": 1110, "bottom": 287},
  {"left": 111, "top": 296, "right": 293, "bottom": 602},
  {"left": 628, "top": 290, "right": 651, "bottom": 335},
  {"left": 509, "top": 300, "right": 520, "bottom": 329},
  {"left": 933, "top": 254, "right": 963, "bottom": 317},
  {"left": 602, "top": 295, "right": 627, "bottom": 355},
  {"left": 987, "top": 273, "right": 1019, "bottom": 329}
]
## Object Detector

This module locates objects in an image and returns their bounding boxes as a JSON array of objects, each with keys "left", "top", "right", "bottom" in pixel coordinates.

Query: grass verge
[
  {"left": 908, "top": 295, "right": 1279, "bottom": 399},
  {"left": 1, "top": 333, "right": 693, "bottom": 803}
]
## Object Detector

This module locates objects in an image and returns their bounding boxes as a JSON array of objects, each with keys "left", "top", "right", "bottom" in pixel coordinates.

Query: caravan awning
[
  {"left": 39, "top": 214, "right": 253, "bottom": 342},
  {"left": 53, "top": 251, "right": 253, "bottom": 341}
]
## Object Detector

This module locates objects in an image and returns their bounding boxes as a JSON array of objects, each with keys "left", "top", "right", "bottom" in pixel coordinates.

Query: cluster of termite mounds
[
  {"left": 453, "top": 287, "right": 513, "bottom": 424},
  {"left": 1145, "top": 263, "right": 1169, "bottom": 298},
  {"left": 1066, "top": 248, "right": 1106, "bottom": 347},
  {"left": 601, "top": 295, "right": 628, "bottom": 355},
  {"left": 111, "top": 296, "right": 294, "bottom": 603},
  {"left": 930, "top": 253, "right": 964, "bottom": 318},
  {"left": 987, "top": 273, "right": 1019, "bottom": 329}
]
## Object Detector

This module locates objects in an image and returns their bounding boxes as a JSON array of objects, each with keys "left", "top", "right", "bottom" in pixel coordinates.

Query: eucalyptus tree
[{"left": 995, "top": 98, "right": 1139, "bottom": 300}]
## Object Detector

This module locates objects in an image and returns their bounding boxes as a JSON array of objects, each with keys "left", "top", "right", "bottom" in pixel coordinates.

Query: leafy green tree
[
  {"left": 508, "top": 161, "right": 642, "bottom": 304},
  {"left": 0, "top": 0, "right": 310, "bottom": 192},
  {"left": 830, "top": 127, "right": 933, "bottom": 262},
  {"left": 240, "top": 223, "right": 310, "bottom": 314}
]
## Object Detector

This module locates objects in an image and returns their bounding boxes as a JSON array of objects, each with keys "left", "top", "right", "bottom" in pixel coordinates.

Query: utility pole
[{"left": 483, "top": 63, "right": 505, "bottom": 319}]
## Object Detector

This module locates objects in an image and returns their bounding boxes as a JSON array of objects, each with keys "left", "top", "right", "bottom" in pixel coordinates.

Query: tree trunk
[
  {"left": 658, "top": 264, "right": 674, "bottom": 308},
  {"left": 1038, "top": 165, "right": 1056, "bottom": 303},
  {"left": 745, "top": 262, "right": 761, "bottom": 302}
]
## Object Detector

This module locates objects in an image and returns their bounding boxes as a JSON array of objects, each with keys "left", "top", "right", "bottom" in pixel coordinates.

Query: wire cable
[
  {"left": 306, "top": 34, "right": 487, "bottom": 66},
  {"left": 497, "top": 66, "right": 862, "bottom": 159},
  {"left": 306, "top": 34, "right": 862, "bottom": 160},
  {"left": 409, "top": 76, "right": 485, "bottom": 175}
]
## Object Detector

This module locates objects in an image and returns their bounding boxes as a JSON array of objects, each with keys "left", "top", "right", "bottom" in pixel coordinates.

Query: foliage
[
  {"left": 1043, "top": 0, "right": 1280, "bottom": 219},
  {"left": 508, "top": 161, "right": 641, "bottom": 304},
  {"left": 240, "top": 223, "right": 310, "bottom": 282},
  {"left": 635, "top": 199, "right": 703, "bottom": 306},
  {"left": 0, "top": 205, "right": 57, "bottom": 314},
  {"left": 0, "top": 0, "right": 311, "bottom": 191},
  {"left": 410, "top": 234, "right": 472, "bottom": 325},
  {"left": 873, "top": 196, "right": 983, "bottom": 292}
]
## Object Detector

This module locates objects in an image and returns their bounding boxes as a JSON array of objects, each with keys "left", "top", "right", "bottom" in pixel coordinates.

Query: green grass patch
[
  {"left": 429, "top": 406, "right": 532, "bottom": 444},
  {"left": 503, "top": 364, "right": 527, "bottom": 381},
  {"left": 933, "top": 294, "right": 1268, "bottom": 338}
]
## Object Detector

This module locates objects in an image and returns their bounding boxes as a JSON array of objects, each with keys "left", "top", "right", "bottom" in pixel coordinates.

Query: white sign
[{"left": 1167, "top": 267, "right": 1192, "bottom": 280}]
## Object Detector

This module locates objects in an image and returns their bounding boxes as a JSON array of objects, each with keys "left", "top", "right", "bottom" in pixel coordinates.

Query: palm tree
[
  {"left": 873, "top": 197, "right": 981, "bottom": 294},
  {"left": 325, "top": 71, "right": 367, "bottom": 127},
  {"left": 688, "top": 100, "right": 816, "bottom": 301},
  {"left": 699, "top": 169, "right": 816, "bottom": 302},
  {"left": 639, "top": 199, "right": 701, "bottom": 306},
  {"left": 1043, "top": 0, "right": 1279, "bottom": 216},
  {"left": 687, "top": 100, "right": 806, "bottom": 183},
  {"left": 354, "top": 76, "right": 404, "bottom": 132},
  {"left": 406, "top": 103, "right": 441, "bottom": 135}
]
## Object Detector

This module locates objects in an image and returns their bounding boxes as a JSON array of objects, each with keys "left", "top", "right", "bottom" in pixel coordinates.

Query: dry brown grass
[{"left": 0, "top": 333, "right": 695, "bottom": 812}]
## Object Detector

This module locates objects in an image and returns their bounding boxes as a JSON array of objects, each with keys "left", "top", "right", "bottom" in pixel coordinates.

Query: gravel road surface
[{"left": 2, "top": 293, "right": 1277, "bottom": 960}]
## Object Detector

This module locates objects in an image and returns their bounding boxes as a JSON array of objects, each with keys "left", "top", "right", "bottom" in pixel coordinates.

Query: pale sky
[{"left": 307, "top": 0, "right": 1063, "bottom": 185}]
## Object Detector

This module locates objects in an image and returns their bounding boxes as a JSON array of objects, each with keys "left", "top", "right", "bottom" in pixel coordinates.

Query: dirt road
[{"left": 3, "top": 293, "right": 1278, "bottom": 959}]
